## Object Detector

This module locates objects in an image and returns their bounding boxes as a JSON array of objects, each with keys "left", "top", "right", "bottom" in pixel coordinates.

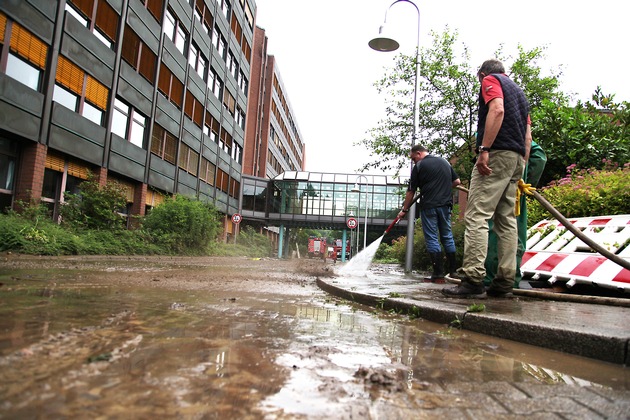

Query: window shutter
[
  {"left": 56, "top": 56, "right": 84, "bottom": 95},
  {"left": 95, "top": 0, "right": 118, "bottom": 42},
  {"left": 45, "top": 153, "right": 65, "bottom": 172},
  {"left": 0, "top": 12, "right": 6, "bottom": 44},
  {"left": 69, "top": 0, "right": 94, "bottom": 18},
  {"left": 66, "top": 161, "right": 89, "bottom": 179},
  {"left": 86, "top": 75, "right": 109, "bottom": 110},
  {"left": 10, "top": 22, "right": 48, "bottom": 69}
]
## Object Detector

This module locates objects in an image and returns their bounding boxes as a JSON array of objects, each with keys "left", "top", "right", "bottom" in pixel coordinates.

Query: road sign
[
  {"left": 231, "top": 213, "right": 242, "bottom": 224},
  {"left": 347, "top": 217, "right": 358, "bottom": 229}
]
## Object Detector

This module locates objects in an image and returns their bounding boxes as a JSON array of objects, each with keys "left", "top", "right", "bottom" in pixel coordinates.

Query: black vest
[{"left": 476, "top": 74, "right": 529, "bottom": 156}]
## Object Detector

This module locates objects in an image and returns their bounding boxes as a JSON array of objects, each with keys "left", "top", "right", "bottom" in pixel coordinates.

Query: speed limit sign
[
  {"left": 347, "top": 217, "right": 358, "bottom": 229},
  {"left": 231, "top": 213, "right": 242, "bottom": 224}
]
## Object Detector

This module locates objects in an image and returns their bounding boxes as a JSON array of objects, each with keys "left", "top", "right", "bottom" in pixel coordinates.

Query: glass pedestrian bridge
[{"left": 240, "top": 171, "right": 411, "bottom": 258}]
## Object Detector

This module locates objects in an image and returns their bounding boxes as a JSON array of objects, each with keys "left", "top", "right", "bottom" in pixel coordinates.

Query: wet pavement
[
  {"left": 320, "top": 263, "right": 630, "bottom": 366},
  {"left": 1, "top": 254, "right": 629, "bottom": 419}
]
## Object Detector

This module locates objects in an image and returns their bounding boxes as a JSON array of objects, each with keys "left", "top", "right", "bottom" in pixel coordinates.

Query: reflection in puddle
[{"left": 0, "top": 263, "right": 628, "bottom": 418}]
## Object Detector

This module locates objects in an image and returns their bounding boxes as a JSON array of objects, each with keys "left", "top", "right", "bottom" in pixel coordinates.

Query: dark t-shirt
[{"left": 408, "top": 155, "right": 458, "bottom": 210}]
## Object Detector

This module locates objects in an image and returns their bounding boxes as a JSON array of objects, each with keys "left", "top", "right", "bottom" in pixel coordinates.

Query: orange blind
[
  {"left": 66, "top": 161, "right": 89, "bottom": 179},
  {"left": 146, "top": 190, "right": 165, "bottom": 207},
  {"left": 56, "top": 55, "right": 84, "bottom": 95},
  {"left": 10, "top": 22, "right": 48, "bottom": 69},
  {"left": 111, "top": 179, "right": 134, "bottom": 202},
  {"left": 86, "top": 75, "right": 108, "bottom": 110},
  {"left": 45, "top": 153, "right": 65, "bottom": 172},
  {"left": 0, "top": 12, "right": 6, "bottom": 44}
]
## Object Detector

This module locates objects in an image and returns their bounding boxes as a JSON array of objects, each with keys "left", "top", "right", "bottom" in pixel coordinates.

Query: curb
[{"left": 316, "top": 277, "right": 630, "bottom": 365}]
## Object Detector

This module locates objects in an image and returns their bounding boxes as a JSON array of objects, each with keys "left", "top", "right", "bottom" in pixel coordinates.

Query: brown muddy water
[{"left": 0, "top": 254, "right": 629, "bottom": 419}]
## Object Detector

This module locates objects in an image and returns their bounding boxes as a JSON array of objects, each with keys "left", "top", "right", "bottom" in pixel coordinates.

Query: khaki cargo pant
[{"left": 462, "top": 150, "right": 525, "bottom": 289}]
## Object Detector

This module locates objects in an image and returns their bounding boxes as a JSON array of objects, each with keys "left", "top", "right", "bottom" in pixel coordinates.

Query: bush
[
  {"left": 142, "top": 195, "right": 221, "bottom": 254},
  {"left": 60, "top": 175, "right": 128, "bottom": 231},
  {"left": 528, "top": 162, "right": 630, "bottom": 227}
]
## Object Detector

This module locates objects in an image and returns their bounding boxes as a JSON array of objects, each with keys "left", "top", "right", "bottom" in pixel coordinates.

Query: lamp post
[
  {"left": 351, "top": 175, "right": 369, "bottom": 251},
  {"left": 369, "top": 0, "right": 420, "bottom": 273}
]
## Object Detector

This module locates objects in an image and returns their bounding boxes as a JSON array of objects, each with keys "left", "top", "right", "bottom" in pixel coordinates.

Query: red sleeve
[{"left": 481, "top": 75, "right": 503, "bottom": 104}]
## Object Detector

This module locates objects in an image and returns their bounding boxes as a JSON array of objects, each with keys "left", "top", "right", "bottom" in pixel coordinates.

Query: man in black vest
[
  {"left": 443, "top": 59, "right": 531, "bottom": 298},
  {"left": 398, "top": 144, "right": 461, "bottom": 283}
]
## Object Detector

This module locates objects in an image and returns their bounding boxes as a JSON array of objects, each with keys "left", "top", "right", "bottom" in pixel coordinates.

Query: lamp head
[
  {"left": 351, "top": 183, "right": 360, "bottom": 192},
  {"left": 368, "top": 25, "right": 400, "bottom": 52}
]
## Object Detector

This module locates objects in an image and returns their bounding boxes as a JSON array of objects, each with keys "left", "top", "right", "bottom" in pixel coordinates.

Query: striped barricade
[{"left": 522, "top": 215, "right": 630, "bottom": 292}]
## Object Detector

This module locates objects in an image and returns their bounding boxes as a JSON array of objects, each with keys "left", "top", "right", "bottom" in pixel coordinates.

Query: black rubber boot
[
  {"left": 446, "top": 252, "right": 459, "bottom": 277},
  {"left": 424, "top": 252, "right": 445, "bottom": 283}
]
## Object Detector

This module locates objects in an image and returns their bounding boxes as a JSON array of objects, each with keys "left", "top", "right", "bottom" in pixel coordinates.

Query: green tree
[
  {"left": 358, "top": 28, "right": 567, "bottom": 183},
  {"left": 359, "top": 28, "right": 478, "bottom": 177},
  {"left": 532, "top": 88, "right": 630, "bottom": 186}
]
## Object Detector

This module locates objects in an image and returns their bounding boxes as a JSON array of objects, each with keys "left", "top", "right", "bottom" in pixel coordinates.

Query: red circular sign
[
  {"left": 347, "top": 217, "right": 358, "bottom": 229},
  {"left": 231, "top": 213, "right": 242, "bottom": 224}
]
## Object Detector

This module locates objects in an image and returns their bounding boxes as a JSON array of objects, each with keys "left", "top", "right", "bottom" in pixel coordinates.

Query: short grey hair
[{"left": 478, "top": 59, "right": 505, "bottom": 76}]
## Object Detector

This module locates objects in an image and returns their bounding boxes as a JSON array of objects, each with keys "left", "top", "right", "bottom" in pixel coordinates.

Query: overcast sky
[{"left": 253, "top": 0, "right": 630, "bottom": 175}]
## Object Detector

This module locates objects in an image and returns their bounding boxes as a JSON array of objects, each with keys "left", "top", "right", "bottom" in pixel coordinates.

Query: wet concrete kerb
[{"left": 316, "top": 270, "right": 630, "bottom": 365}]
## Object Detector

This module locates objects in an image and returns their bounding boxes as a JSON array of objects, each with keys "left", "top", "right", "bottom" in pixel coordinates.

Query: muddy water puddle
[{"left": 1, "top": 256, "right": 629, "bottom": 418}]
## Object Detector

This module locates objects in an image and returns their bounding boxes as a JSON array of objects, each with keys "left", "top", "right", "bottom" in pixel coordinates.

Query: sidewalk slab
[{"left": 317, "top": 273, "right": 630, "bottom": 365}]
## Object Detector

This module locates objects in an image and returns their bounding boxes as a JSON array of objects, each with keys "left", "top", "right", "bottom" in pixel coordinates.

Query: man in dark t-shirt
[{"left": 397, "top": 144, "right": 461, "bottom": 282}]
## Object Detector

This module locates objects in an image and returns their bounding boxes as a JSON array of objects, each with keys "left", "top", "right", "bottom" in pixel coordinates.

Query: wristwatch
[{"left": 478, "top": 145, "right": 491, "bottom": 153}]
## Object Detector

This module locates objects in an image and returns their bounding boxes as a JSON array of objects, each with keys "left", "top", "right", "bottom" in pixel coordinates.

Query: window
[
  {"left": 184, "top": 90, "right": 203, "bottom": 127},
  {"left": 222, "top": 88, "right": 235, "bottom": 117},
  {"left": 231, "top": 142, "right": 242, "bottom": 165},
  {"left": 220, "top": 0, "right": 231, "bottom": 20},
  {"left": 243, "top": 2, "right": 254, "bottom": 29},
  {"left": 54, "top": 55, "right": 109, "bottom": 126},
  {"left": 188, "top": 42, "right": 208, "bottom": 81},
  {"left": 151, "top": 123, "right": 177, "bottom": 164},
  {"left": 208, "top": 68, "right": 223, "bottom": 100},
  {"left": 65, "top": 0, "right": 119, "bottom": 49},
  {"left": 178, "top": 142, "right": 199, "bottom": 176},
  {"left": 164, "top": 9, "right": 188, "bottom": 56},
  {"left": 230, "top": 14, "right": 242, "bottom": 45},
  {"left": 140, "top": 0, "right": 164, "bottom": 23},
  {"left": 121, "top": 24, "right": 157, "bottom": 84},
  {"left": 204, "top": 111, "right": 220, "bottom": 142},
  {"left": 229, "top": 178, "right": 239, "bottom": 199},
  {"left": 219, "top": 129, "right": 232, "bottom": 155},
  {"left": 217, "top": 168, "right": 229, "bottom": 194},
  {"left": 111, "top": 98, "right": 147, "bottom": 148},
  {"left": 199, "top": 157, "right": 215, "bottom": 185},
  {"left": 212, "top": 26, "right": 227, "bottom": 60},
  {"left": 0, "top": 139, "right": 17, "bottom": 209},
  {"left": 226, "top": 50, "right": 238, "bottom": 80},
  {"left": 238, "top": 69, "right": 248, "bottom": 96},
  {"left": 158, "top": 62, "right": 184, "bottom": 108},
  {"left": 235, "top": 105, "right": 245, "bottom": 130},
  {"left": 1, "top": 17, "right": 48, "bottom": 92},
  {"left": 194, "top": 0, "right": 213, "bottom": 35}
]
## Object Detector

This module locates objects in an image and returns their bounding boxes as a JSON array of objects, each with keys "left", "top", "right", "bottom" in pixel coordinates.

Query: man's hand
[{"left": 476, "top": 152, "right": 493, "bottom": 176}]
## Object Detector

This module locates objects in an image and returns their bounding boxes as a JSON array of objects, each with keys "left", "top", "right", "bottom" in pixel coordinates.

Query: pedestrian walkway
[{"left": 316, "top": 265, "right": 630, "bottom": 365}]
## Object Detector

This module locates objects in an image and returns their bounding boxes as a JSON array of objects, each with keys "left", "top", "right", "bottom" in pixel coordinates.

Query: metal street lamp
[
  {"left": 369, "top": 0, "right": 420, "bottom": 273},
  {"left": 351, "top": 175, "right": 369, "bottom": 251}
]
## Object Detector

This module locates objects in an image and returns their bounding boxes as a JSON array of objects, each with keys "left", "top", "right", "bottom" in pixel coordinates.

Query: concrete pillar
[{"left": 277, "top": 224, "right": 284, "bottom": 258}]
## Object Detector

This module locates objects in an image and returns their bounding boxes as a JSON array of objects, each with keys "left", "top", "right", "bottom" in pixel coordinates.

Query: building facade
[
  {"left": 243, "top": 25, "right": 305, "bottom": 179},
  {"left": 0, "top": 0, "right": 259, "bottom": 237}
]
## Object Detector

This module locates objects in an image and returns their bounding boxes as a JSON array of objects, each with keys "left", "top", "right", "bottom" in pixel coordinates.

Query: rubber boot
[
  {"left": 424, "top": 252, "right": 445, "bottom": 283},
  {"left": 446, "top": 252, "right": 459, "bottom": 277}
]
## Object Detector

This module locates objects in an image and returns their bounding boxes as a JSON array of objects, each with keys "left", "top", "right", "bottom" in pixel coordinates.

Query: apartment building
[
  {"left": 243, "top": 25, "right": 305, "bottom": 179},
  {"left": 0, "top": 0, "right": 276, "bottom": 238}
]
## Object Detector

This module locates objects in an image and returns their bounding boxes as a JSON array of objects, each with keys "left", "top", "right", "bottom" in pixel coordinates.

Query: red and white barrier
[{"left": 522, "top": 215, "right": 630, "bottom": 292}]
